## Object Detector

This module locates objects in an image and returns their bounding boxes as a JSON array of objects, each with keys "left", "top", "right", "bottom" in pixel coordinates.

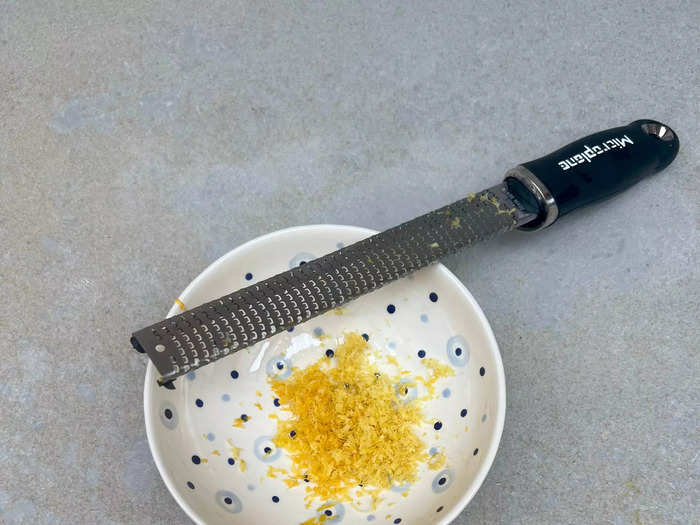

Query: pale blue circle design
[
  {"left": 446, "top": 335, "right": 470, "bottom": 367},
  {"left": 390, "top": 481, "right": 411, "bottom": 493},
  {"left": 159, "top": 401, "right": 178, "bottom": 430},
  {"left": 482, "top": 414, "right": 487, "bottom": 422},
  {"left": 442, "top": 388, "right": 451, "bottom": 398},
  {"left": 316, "top": 503, "right": 345, "bottom": 522},
  {"left": 247, "top": 484, "right": 255, "bottom": 491},
  {"left": 394, "top": 378, "right": 418, "bottom": 403},
  {"left": 215, "top": 490, "right": 242, "bottom": 513},
  {"left": 313, "top": 327, "right": 324, "bottom": 336},
  {"left": 221, "top": 394, "right": 230, "bottom": 402},
  {"left": 432, "top": 469, "right": 454, "bottom": 493},
  {"left": 289, "top": 252, "right": 315, "bottom": 268},
  {"left": 367, "top": 515, "right": 375, "bottom": 521},
  {"left": 337, "top": 242, "right": 344, "bottom": 249},
  {"left": 387, "top": 341, "right": 397, "bottom": 350},
  {"left": 429, "top": 447, "right": 439, "bottom": 456},
  {"left": 187, "top": 371, "right": 196, "bottom": 381},
  {"left": 253, "top": 435, "right": 282, "bottom": 463},
  {"left": 266, "top": 355, "right": 293, "bottom": 380},
  {"left": 420, "top": 314, "right": 429, "bottom": 323},
  {"left": 206, "top": 432, "right": 215, "bottom": 441}
]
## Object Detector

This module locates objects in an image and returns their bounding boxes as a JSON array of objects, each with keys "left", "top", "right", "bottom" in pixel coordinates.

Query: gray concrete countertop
[{"left": 1, "top": 1, "right": 698, "bottom": 524}]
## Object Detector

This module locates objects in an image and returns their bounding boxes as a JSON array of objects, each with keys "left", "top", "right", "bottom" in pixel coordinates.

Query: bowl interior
[{"left": 145, "top": 224, "right": 505, "bottom": 525}]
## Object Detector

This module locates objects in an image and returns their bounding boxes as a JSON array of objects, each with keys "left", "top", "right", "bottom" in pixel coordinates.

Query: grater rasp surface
[{"left": 131, "top": 183, "right": 534, "bottom": 385}]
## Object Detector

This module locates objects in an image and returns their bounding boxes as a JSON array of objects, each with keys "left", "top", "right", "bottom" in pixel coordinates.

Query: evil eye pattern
[
  {"left": 446, "top": 335, "right": 469, "bottom": 367},
  {"left": 266, "top": 355, "right": 293, "bottom": 379},
  {"left": 215, "top": 490, "right": 243, "bottom": 513},
  {"left": 394, "top": 378, "right": 418, "bottom": 403},
  {"left": 160, "top": 401, "right": 178, "bottom": 429},
  {"left": 253, "top": 435, "right": 282, "bottom": 463},
  {"left": 432, "top": 469, "right": 455, "bottom": 493}
]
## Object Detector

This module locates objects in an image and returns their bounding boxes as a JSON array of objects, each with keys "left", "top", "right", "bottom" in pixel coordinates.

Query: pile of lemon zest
[{"left": 268, "top": 333, "right": 427, "bottom": 508}]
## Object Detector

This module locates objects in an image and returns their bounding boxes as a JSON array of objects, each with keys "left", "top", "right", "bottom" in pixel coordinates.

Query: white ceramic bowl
[{"left": 144, "top": 225, "right": 505, "bottom": 525}]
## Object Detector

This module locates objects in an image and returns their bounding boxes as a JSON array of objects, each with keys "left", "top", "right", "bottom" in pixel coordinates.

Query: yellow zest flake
[
  {"left": 450, "top": 217, "right": 461, "bottom": 228},
  {"left": 385, "top": 355, "right": 399, "bottom": 367},
  {"left": 429, "top": 242, "right": 440, "bottom": 249},
  {"left": 269, "top": 333, "right": 427, "bottom": 507},
  {"left": 415, "top": 358, "right": 455, "bottom": 396},
  {"left": 174, "top": 298, "right": 187, "bottom": 311},
  {"left": 254, "top": 402, "right": 263, "bottom": 411},
  {"left": 427, "top": 451, "right": 446, "bottom": 470},
  {"left": 465, "top": 425, "right": 469, "bottom": 432},
  {"left": 211, "top": 450, "right": 220, "bottom": 456},
  {"left": 467, "top": 193, "right": 476, "bottom": 202},
  {"left": 201, "top": 458, "right": 208, "bottom": 463},
  {"left": 267, "top": 466, "right": 287, "bottom": 479},
  {"left": 225, "top": 440, "right": 246, "bottom": 472},
  {"left": 232, "top": 415, "right": 251, "bottom": 428},
  {"left": 256, "top": 390, "right": 263, "bottom": 397}
]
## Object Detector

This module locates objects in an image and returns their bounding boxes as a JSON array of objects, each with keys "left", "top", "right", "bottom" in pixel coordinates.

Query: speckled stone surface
[{"left": 1, "top": 1, "right": 698, "bottom": 524}]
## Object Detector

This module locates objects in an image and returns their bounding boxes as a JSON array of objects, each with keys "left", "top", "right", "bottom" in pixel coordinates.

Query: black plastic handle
[{"left": 505, "top": 119, "right": 679, "bottom": 230}]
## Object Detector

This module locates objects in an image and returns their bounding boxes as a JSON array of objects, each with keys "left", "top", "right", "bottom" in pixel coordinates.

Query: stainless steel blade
[{"left": 131, "top": 182, "right": 536, "bottom": 386}]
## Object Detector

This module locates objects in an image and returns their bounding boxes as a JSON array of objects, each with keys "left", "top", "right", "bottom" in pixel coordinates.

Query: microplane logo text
[{"left": 558, "top": 135, "right": 634, "bottom": 171}]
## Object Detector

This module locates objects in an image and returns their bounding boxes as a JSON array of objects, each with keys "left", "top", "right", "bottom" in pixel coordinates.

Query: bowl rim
[{"left": 144, "top": 224, "right": 506, "bottom": 525}]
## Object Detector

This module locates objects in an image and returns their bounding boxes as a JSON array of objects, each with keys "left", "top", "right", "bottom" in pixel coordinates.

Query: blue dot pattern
[
  {"left": 442, "top": 388, "right": 451, "bottom": 398},
  {"left": 215, "top": 490, "right": 243, "bottom": 513},
  {"left": 420, "top": 314, "right": 429, "bottom": 323},
  {"left": 159, "top": 401, "right": 178, "bottom": 430},
  {"left": 206, "top": 432, "right": 215, "bottom": 441},
  {"left": 266, "top": 355, "right": 293, "bottom": 379},
  {"left": 221, "top": 394, "right": 231, "bottom": 402},
  {"left": 432, "top": 469, "right": 454, "bottom": 493},
  {"left": 186, "top": 371, "right": 196, "bottom": 381},
  {"left": 394, "top": 378, "right": 418, "bottom": 403},
  {"left": 195, "top": 398, "right": 203, "bottom": 408},
  {"left": 446, "top": 335, "right": 470, "bottom": 367},
  {"left": 316, "top": 503, "right": 345, "bottom": 522},
  {"left": 417, "top": 349, "right": 426, "bottom": 358},
  {"left": 289, "top": 252, "right": 315, "bottom": 268},
  {"left": 253, "top": 435, "right": 282, "bottom": 463},
  {"left": 245, "top": 272, "right": 253, "bottom": 280}
]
